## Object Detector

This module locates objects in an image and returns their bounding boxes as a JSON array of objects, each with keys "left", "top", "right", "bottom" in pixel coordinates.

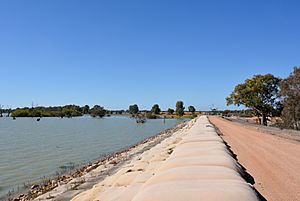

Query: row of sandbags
[{"left": 131, "top": 116, "right": 260, "bottom": 201}]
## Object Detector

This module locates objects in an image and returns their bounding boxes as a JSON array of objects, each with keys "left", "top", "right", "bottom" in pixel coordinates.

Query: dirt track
[{"left": 209, "top": 116, "right": 300, "bottom": 201}]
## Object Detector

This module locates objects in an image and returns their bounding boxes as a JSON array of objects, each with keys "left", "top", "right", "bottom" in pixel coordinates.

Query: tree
[
  {"left": 129, "top": 104, "right": 139, "bottom": 114},
  {"left": 145, "top": 112, "right": 158, "bottom": 119},
  {"left": 151, "top": 104, "right": 161, "bottom": 114},
  {"left": 176, "top": 101, "right": 185, "bottom": 116},
  {"left": 167, "top": 108, "right": 174, "bottom": 115},
  {"left": 6, "top": 106, "right": 12, "bottom": 117},
  {"left": 62, "top": 108, "right": 82, "bottom": 117},
  {"left": 82, "top": 105, "right": 90, "bottom": 114},
  {"left": 0, "top": 104, "right": 3, "bottom": 117},
  {"left": 90, "top": 105, "right": 106, "bottom": 118},
  {"left": 61, "top": 105, "right": 82, "bottom": 117},
  {"left": 188, "top": 106, "right": 196, "bottom": 113},
  {"left": 280, "top": 67, "right": 300, "bottom": 130},
  {"left": 226, "top": 74, "right": 282, "bottom": 126},
  {"left": 11, "top": 109, "right": 30, "bottom": 117}
]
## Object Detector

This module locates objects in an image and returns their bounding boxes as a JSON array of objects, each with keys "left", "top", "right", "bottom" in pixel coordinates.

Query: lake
[{"left": 0, "top": 116, "right": 183, "bottom": 199}]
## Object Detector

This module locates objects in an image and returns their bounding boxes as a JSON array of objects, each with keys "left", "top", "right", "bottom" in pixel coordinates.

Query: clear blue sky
[{"left": 0, "top": 0, "right": 298, "bottom": 110}]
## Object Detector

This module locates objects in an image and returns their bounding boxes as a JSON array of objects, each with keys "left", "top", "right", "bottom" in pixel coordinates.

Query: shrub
[
  {"left": 145, "top": 113, "right": 158, "bottom": 119},
  {"left": 167, "top": 108, "right": 174, "bottom": 114}
]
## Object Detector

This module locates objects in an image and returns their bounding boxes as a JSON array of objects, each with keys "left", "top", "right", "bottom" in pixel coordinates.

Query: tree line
[
  {"left": 128, "top": 101, "right": 197, "bottom": 119},
  {"left": 4, "top": 101, "right": 197, "bottom": 119},
  {"left": 6, "top": 105, "right": 106, "bottom": 118},
  {"left": 227, "top": 67, "right": 299, "bottom": 130}
]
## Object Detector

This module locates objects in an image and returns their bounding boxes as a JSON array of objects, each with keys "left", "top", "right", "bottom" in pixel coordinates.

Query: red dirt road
[{"left": 209, "top": 116, "right": 300, "bottom": 201}]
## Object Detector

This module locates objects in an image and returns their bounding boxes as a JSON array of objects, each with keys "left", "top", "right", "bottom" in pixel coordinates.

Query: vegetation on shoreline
[
  {"left": 11, "top": 105, "right": 83, "bottom": 118},
  {"left": 90, "top": 105, "right": 106, "bottom": 118},
  {"left": 7, "top": 101, "right": 198, "bottom": 120}
]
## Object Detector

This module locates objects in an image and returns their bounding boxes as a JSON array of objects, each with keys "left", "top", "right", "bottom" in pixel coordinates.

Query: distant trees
[
  {"left": 167, "top": 108, "right": 174, "bottom": 115},
  {"left": 61, "top": 108, "right": 73, "bottom": 117},
  {"left": 226, "top": 74, "right": 282, "bottom": 126},
  {"left": 0, "top": 104, "right": 3, "bottom": 117},
  {"left": 188, "top": 106, "right": 196, "bottom": 113},
  {"left": 151, "top": 104, "right": 161, "bottom": 114},
  {"left": 145, "top": 112, "right": 158, "bottom": 119},
  {"left": 11, "top": 105, "right": 83, "bottom": 118},
  {"left": 176, "top": 101, "right": 185, "bottom": 116},
  {"left": 9, "top": 104, "right": 110, "bottom": 118},
  {"left": 6, "top": 107, "right": 11, "bottom": 117},
  {"left": 82, "top": 105, "right": 90, "bottom": 114},
  {"left": 129, "top": 104, "right": 139, "bottom": 114},
  {"left": 280, "top": 67, "right": 300, "bottom": 130},
  {"left": 221, "top": 109, "right": 255, "bottom": 118},
  {"left": 60, "top": 105, "right": 82, "bottom": 117},
  {"left": 11, "top": 109, "right": 30, "bottom": 117},
  {"left": 90, "top": 105, "right": 106, "bottom": 118},
  {"left": 12, "top": 108, "right": 46, "bottom": 117},
  {"left": 7, "top": 101, "right": 202, "bottom": 119},
  {"left": 61, "top": 108, "right": 81, "bottom": 117}
]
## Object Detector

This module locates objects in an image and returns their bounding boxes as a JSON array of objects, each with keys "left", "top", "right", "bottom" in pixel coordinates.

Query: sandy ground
[{"left": 209, "top": 116, "right": 300, "bottom": 201}]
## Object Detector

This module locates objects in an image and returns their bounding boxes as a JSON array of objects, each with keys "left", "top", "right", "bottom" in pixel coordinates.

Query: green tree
[
  {"left": 90, "top": 105, "right": 106, "bottom": 118},
  {"left": 30, "top": 109, "right": 43, "bottom": 117},
  {"left": 280, "top": 67, "right": 300, "bottom": 130},
  {"left": 11, "top": 109, "right": 30, "bottom": 117},
  {"left": 167, "top": 108, "right": 174, "bottom": 115},
  {"left": 61, "top": 105, "right": 82, "bottom": 117},
  {"left": 176, "top": 101, "right": 185, "bottom": 116},
  {"left": 188, "top": 106, "right": 196, "bottom": 113},
  {"left": 151, "top": 104, "right": 161, "bottom": 114},
  {"left": 62, "top": 108, "right": 73, "bottom": 117},
  {"left": 226, "top": 74, "right": 281, "bottom": 126},
  {"left": 129, "top": 104, "right": 139, "bottom": 114},
  {"left": 145, "top": 112, "right": 158, "bottom": 119}
]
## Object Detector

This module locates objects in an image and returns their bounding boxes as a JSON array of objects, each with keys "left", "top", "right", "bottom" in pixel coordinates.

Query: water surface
[{"left": 0, "top": 116, "right": 183, "bottom": 199}]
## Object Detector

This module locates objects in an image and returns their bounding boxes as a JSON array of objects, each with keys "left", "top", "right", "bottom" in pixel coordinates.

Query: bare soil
[{"left": 209, "top": 116, "right": 300, "bottom": 201}]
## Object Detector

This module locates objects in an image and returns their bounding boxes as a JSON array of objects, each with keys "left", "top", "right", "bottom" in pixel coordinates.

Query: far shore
[
  {"left": 5, "top": 112, "right": 199, "bottom": 120},
  {"left": 109, "top": 112, "right": 199, "bottom": 119}
]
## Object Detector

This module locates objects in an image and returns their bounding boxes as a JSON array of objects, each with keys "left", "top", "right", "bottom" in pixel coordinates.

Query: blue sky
[{"left": 0, "top": 0, "right": 298, "bottom": 110}]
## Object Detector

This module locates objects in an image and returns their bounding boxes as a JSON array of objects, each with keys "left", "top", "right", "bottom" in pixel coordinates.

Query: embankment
[{"left": 70, "top": 116, "right": 260, "bottom": 201}]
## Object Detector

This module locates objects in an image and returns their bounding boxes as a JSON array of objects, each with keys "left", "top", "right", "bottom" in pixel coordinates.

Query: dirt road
[{"left": 209, "top": 116, "right": 300, "bottom": 201}]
